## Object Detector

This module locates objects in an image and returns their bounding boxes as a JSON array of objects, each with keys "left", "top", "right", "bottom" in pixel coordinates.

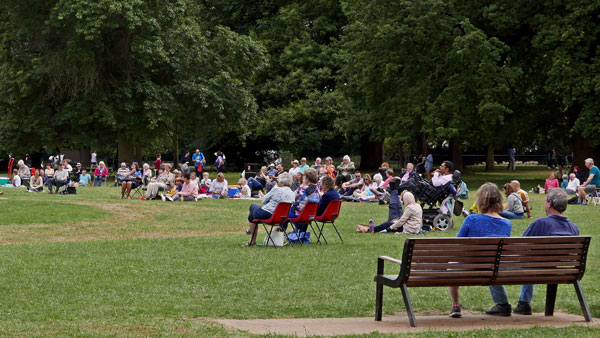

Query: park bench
[{"left": 374, "top": 236, "right": 592, "bottom": 327}]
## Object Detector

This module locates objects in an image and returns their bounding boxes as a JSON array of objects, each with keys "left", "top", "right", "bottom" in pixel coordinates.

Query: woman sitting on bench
[{"left": 448, "top": 183, "right": 512, "bottom": 318}]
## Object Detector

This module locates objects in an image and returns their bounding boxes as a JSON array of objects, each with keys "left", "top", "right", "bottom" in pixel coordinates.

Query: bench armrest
[{"left": 377, "top": 256, "right": 403, "bottom": 275}]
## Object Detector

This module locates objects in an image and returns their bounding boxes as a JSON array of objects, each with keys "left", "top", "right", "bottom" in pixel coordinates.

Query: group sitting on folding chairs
[{"left": 244, "top": 172, "right": 342, "bottom": 247}]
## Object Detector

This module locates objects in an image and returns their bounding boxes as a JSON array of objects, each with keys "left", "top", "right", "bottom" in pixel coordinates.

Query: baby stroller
[{"left": 393, "top": 171, "right": 467, "bottom": 231}]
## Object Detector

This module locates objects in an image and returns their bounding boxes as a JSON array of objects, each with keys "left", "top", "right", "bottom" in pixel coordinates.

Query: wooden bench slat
[
  {"left": 412, "top": 256, "right": 499, "bottom": 263},
  {"left": 502, "top": 243, "right": 584, "bottom": 250},
  {"left": 413, "top": 244, "right": 499, "bottom": 251},
  {"left": 412, "top": 250, "right": 498, "bottom": 257},
  {"left": 497, "top": 268, "right": 581, "bottom": 276},
  {"left": 409, "top": 271, "right": 494, "bottom": 278},
  {"left": 499, "top": 261, "right": 581, "bottom": 268},
  {"left": 405, "top": 238, "right": 503, "bottom": 244},
  {"left": 500, "top": 255, "right": 581, "bottom": 262},
  {"left": 501, "top": 249, "right": 582, "bottom": 255},
  {"left": 502, "top": 237, "right": 588, "bottom": 244},
  {"left": 411, "top": 263, "right": 496, "bottom": 269},
  {"left": 406, "top": 278, "right": 492, "bottom": 287},
  {"left": 494, "top": 275, "right": 578, "bottom": 284}
]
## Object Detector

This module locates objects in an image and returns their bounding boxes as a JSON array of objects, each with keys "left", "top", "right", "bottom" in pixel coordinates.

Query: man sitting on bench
[{"left": 511, "top": 188, "right": 580, "bottom": 315}]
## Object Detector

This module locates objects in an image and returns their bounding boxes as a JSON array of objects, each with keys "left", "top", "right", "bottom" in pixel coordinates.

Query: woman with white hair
[
  {"left": 336, "top": 155, "right": 355, "bottom": 187},
  {"left": 357, "top": 191, "right": 423, "bottom": 233},
  {"left": 142, "top": 163, "right": 153, "bottom": 179},
  {"left": 93, "top": 161, "right": 109, "bottom": 186},
  {"left": 244, "top": 172, "right": 296, "bottom": 246},
  {"left": 17, "top": 160, "right": 31, "bottom": 181}
]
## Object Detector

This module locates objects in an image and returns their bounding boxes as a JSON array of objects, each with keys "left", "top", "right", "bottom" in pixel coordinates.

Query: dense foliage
[{"left": 1, "top": 0, "right": 599, "bottom": 167}]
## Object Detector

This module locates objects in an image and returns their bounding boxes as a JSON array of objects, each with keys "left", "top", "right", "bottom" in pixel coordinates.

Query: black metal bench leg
[
  {"left": 262, "top": 224, "right": 277, "bottom": 248},
  {"left": 375, "top": 280, "right": 383, "bottom": 321},
  {"left": 309, "top": 221, "right": 322, "bottom": 245},
  {"left": 545, "top": 284, "right": 557, "bottom": 316},
  {"left": 319, "top": 222, "right": 328, "bottom": 244},
  {"left": 400, "top": 283, "right": 417, "bottom": 327},
  {"left": 331, "top": 221, "right": 344, "bottom": 243},
  {"left": 574, "top": 281, "right": 593, "bottom": 322}
]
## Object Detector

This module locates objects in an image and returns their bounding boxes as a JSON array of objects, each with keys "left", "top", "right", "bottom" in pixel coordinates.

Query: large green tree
[{"left": 0, "top": 0, "right": 265, "bottom": 162}]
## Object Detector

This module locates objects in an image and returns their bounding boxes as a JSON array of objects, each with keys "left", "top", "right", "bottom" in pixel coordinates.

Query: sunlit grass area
[{"left": 0, "top": 167, "right": 598, "bottom": 336}]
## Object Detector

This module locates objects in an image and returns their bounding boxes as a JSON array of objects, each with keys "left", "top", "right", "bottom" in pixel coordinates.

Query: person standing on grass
[
  {"left": 192, "top": 149, "right": 205, "bottom": 174},
  {"left": 449, "top": 183, "right": 512, "bottom": 318},
  {"left": 511, "top": 188, "right": 579, "bottom": 315},
  {"left": 153, "top": 155, "right": 162, "bottom": 176},
  {"left": 577, "top": 158, "right": 600, "bottom": 205},
  {"left": 507, "top": 146, "right": 516, "bottom": 171}
]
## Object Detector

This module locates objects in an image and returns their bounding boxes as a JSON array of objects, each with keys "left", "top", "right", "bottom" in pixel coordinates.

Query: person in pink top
[
  {"left": 544, "top": 172, "right": 560, "bottom": 193},
  {"left": 172, "top": 173, "right": 198, "bottom": 201},
  {"left": 93, "top": 161, "right": 109, "bottom": 186}
]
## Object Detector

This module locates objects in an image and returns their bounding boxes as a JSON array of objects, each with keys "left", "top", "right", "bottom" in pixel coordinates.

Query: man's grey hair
[
  {"left": 585, "top": 158, "right": 594, "bottom": 165},
  {"left": 547, "top": 188, "right": 568, "bottom": 213},
  {"left": 277, "top": 172, "right": 293, "bottom": 187},
  {"left": 407, "top": 162, "right": 414, "bottom": 169},
  {"left": 17, "top": 160, "right": 24, "bottom": 166},
  {"left": 343, "top": 155, "right": 350, "bottom": 161}
]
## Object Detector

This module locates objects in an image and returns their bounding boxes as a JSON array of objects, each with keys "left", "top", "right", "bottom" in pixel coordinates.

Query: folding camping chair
[
  {"left": 311, "top": 200, "right": 343, "bottom": 245},
  {"left": 251, "top": 202, "right": 292, "bottom": 248},
  {"left": 286, "top": 202, "right": 319, "bottom": 246},
  {"left": 131, "top": 176, "right": 149, "bottom": 199}
]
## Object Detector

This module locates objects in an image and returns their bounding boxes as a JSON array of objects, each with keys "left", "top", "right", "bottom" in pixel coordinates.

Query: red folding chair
[
  {"left": 251, "top": 202, "right": 292, "bottom": 248},
  {"left": 312, "top": 200, "right": 343, "bottom": 245},
  {"left": 286, "top": 202, "right": 319, "bottom": 246}
]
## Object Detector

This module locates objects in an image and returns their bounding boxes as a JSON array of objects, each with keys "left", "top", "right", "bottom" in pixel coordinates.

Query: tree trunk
[
  {"left": 118, "top": 135, "right": 134, "bottom": 164},
  {"left": 360, "top": 136, "right": 383, "bottom": 170},
  {"left": 416, "top": 133, "right": 427, "bottom": 155},
  {"left": 568, "top": 103, "right": 600, "bottom": 169},
  {"left": 450, "top": 137, "right": 463, "bottom": 170},
  {"left": 486, "top": 145, "right": 495, "bottom": 171}
]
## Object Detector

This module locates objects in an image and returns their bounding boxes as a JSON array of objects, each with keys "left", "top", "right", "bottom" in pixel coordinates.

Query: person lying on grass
[
  {"left": 244, "top": 172, "right": 295, "bottom": 246},
  {"left": 356, "top": 191, "right": 422, "bottom": 234},
  {"left": 449, "top": 183, "right": 512, "bottom": 319}
]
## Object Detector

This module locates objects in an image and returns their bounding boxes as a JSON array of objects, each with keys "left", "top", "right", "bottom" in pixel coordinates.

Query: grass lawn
[{"left": 0, "top": 167, "right": 599, "bottom": 337}]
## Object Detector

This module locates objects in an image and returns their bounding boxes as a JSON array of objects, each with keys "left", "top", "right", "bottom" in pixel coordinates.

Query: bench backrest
[{"left": 399, "top": 236, "right": 590, "bottom": 287}]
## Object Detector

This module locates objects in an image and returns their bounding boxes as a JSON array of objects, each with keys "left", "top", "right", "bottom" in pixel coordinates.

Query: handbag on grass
[{"left": 263, "top": 230, "right": 285, "bottom": 247}]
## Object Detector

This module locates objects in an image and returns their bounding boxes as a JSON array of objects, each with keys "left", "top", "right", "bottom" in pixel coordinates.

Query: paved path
[{"left": 214, "top": 312, "right": 598, "bottom": 336}]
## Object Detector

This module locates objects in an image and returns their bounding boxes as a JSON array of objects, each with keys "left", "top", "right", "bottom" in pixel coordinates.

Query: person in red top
[
  {"left": 544, "top": 172, "right": 559, "bottom": 193},
  {"left": 153, "top": 155, "right": 162, "bottom": 176}
]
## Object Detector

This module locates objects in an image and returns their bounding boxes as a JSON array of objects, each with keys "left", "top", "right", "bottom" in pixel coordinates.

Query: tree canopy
[{"left": 1, "top": 0, "right": 599, "bottom": 168}]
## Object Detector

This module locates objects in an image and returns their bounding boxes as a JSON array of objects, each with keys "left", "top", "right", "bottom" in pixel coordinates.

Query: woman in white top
[
  {"left": 357, "top": 191, "right": 423, "bottom": 234},
  {"left": 210, "top": 173, "right": 228, "bottom": 199},
  {"left": 358, "top": 174, "right": 379, "bottom": 201}
]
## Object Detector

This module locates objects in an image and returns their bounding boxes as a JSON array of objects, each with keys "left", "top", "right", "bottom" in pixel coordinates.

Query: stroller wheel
[{"left": 433, "top": 214, "right": 453, "bottom": 231}]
